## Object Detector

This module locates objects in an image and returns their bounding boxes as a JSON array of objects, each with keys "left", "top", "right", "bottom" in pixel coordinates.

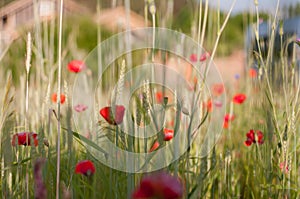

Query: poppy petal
[
  {"left": 233, "top": 93, "right": 246, "bottom": 104},
  {"left": 67, "top": 60, "right": 86, "bottom": 73},
  {"left": 75, "top": 160, "right": 95, "bottom": 176}
]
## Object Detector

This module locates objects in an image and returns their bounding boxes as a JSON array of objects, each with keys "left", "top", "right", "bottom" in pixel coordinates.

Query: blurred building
[{"left": 0, "top": 0, "right": 89, "bottom": 55}]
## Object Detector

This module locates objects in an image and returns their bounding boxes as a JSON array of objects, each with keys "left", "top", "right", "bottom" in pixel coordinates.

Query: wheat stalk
[{"left": 56, "top": 0, "right": 64, "bottom": 198}]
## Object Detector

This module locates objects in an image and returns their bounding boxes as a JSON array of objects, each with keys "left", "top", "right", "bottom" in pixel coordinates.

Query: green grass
[{"left": 0, "top": 1, "right": 300, "bottom": 198}]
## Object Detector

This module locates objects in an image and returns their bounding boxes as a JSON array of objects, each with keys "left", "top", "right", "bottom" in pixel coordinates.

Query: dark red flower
[
  {"left": 212, "top": 83, "right": 225, "bottom": 96},
  {"left": 100, "top": 105, "right": 125, "bottom": 125},
  {"left": 163, "top": 128, "right": 174, "bottom": 141},
  {"left": 233, "top": 93, "right": 246, "bottom": 104},
  {"left": 75, "top": 160, "right": 95, "bottom": 176},
  {"left": 12, "top": 132, "right": 38, "bottom": 146},
  {"left": 132, "top": 171, "right": 183, "bottom": 199},
  {"left": 74, "top": 104, "right": 88, "bottom": 112},
  {"left": 67, "top": 60, "right": 86, "bottom": 73},
  {"left": 51, "top": 93, "right": 66, "bottom": 104},
  {"left": 244, "top": 129, "right": 264, "bottom": 146}
]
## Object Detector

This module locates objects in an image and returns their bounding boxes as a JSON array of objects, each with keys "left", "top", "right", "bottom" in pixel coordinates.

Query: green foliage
[{"left": 172, "top": 5, "right": 193, "bottom": 34}]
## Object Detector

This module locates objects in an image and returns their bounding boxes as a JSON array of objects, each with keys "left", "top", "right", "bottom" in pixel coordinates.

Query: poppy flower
[
  {"left": 189, "top": 54, "right": 197, "bottom": 62},
  {"left": 99, "top": 105, "right": 125, "bottom": 125},
  {"left": 12, "top": 132, "right": 38, "bottom": 146},
  {"left": 75, "top": 160, "right": 95, "bottom": 176},
  {"left": 212, "top": 83, "right": 225, "bottom": 96},
  {"left": 149, "top": 141, "right": 160, "bottom": 152},
  {"left": 132, "top": 171, "right": 183, "bottom": 199},
  {"left": 74, "top": 104, "right": 88, "bottom": 112},
  {"left": 244, "top": 129, "right": 264, "bottom": 146},
  {"left": 67, "top": 60, "right": 86, "bottom": 73},
  {"left": 156, "top": 92, "right": 163, "bottom": 103},
  {"left": 163, "top": 128, "right": 174, "bottom": 141},
  {"left": 223, "top": 114, "right": 235, "bottom": 129},
  {"left": 205, "top": 99, "right": 213, "bottom": 112},
  {"left": 51, "top": 93, "right": 66, "bottom": 104},
  {"left": 190, "top": 52, "right": 210, "bottom": 63},
  {"left": 248, "top": 68, "right": 257, "bottom": 78},
  {"left": 199, "top": 52, "right": 210, "bottom": 61},
  {"left": 233, "top": 93, "right": 246, "bottom": 104}
]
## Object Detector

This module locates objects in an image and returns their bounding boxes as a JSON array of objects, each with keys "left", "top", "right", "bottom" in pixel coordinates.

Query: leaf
[{"left": 62, "top": 127, "right": 108, "bottom": 156}]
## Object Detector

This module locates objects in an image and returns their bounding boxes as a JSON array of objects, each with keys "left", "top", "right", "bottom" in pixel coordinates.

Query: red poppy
[
  {"left": 205, "top": 99, "right": 213, "bottom": 112},
  {"left": 189, "top": 53, "right": 210, "bottom": 62},
  {"left": 248, "top": 68, "right": 257, "bottom": 78},
  {"left": 67, "top": 60, "right": 86, "bottom": 73},
  {"left": 75, "top": 160, "right": 95, "bottom": 176},
  {"left": 212, "top": 83, "right": 225, "bottom": 96},
  {"left": 163, "top": 128, "right": 174, "bottom": 141},
  {"left": 132, "top": 171, "right": 183, "bottom": 199},
  {"left": 156, "top": 92, "right": 163, "bottom": 103},
  {"left": 244, "top": 129, "right": 264, "bottom": 146},
  {"left": 189, "top": 54, "right": 197, "bottom": 62},
  {"left": 12, "top": 132, "right": 38, "bottom": 146},
  {"left": 149, "top": 141, "right": 160, "bottom": 152},
  {"left": 99, "top": 105, "right": 125, "bottom": 125},
  {"left": 223, "top": 114, "right": 235, "bottom": 129},
  {"left": 224, "top": 114, "right": 235, "bottom": 122},
  {"left": 74, "top": 104, "right": 88, "bottom": 112},
  {"left": 199, "top": 52, "right": 210, "bottom": 61},
  {"left": 51, "top": 93, "right": 66, "bottom": 104},
  {"left": 233, "top": 93, "right": 246, "bottom": 104}
]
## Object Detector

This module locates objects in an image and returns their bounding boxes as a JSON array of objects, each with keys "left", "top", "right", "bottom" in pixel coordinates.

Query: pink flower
[
  {"left": 296, "top": 38, "right": 300, "bottom": 45},
  {"left": 279, "top": 161, "right": 289, "bottom": 174},
  {"left": 189, "top": 54, "right": 198, "bottom": 62},
  {"left": 189, "top": 52, "right": 210, "bottom": 62},
  {"left": 199, "top": 52, "right": 210, "bottom": 61},
  {"left": 74, "top": 104, "right": 88, "bottom": 112},
  {"left": 132, "top": 171, "right": 183, "bottom": 199}
]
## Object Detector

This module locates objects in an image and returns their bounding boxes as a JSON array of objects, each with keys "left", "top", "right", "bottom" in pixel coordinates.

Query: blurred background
[{"left": 1, "top": 0, "right": 300, "bottom": 84}]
